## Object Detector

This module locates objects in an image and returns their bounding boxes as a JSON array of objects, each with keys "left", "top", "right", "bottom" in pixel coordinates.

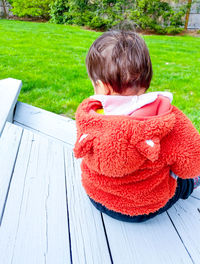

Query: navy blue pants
[{"left": 88, "top": 177, "right": 194, "bottom": 223}]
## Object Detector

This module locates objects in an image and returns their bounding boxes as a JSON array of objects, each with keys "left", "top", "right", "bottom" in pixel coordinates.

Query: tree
[
  {"left": 2, "top": 0, "right": 8, "bottom": 18},
  {"left": 184, "top": 0, "right": 192, "bottom": 30}
]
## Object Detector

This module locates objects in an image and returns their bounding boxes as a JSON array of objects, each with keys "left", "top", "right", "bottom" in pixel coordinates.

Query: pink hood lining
[{"left": 90, "top": 91, "right": 173, "bottom": 118}]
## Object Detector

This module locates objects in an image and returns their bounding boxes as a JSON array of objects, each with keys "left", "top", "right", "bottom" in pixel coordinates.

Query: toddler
[{"left": 73, "top": 30, "right": 200, "bottom": 222}]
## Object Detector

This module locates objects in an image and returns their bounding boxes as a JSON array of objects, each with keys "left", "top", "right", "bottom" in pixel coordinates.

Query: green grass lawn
[{"left": 0, "top": 19, "right": 199, "bottom": 130}]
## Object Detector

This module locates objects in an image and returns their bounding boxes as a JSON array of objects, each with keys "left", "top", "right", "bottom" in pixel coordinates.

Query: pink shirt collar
[{"left": 90, "top": 91, "right": 173, "bottom": 116}]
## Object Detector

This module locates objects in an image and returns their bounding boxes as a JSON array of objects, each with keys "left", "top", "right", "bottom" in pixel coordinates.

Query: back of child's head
[{"left": 86, "top": 30, "right": 153, "bottom": 95}]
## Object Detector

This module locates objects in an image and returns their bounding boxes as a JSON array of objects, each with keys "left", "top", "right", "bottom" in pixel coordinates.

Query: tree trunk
[
  {"left": 1, "top": 0, "right": 8, "bottom": 18},
  {"left": 184, "top": 0, "right": 192, "bottom": 30}
]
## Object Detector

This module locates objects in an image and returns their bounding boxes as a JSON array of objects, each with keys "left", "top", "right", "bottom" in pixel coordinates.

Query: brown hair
[{"left": 86, "top": 30, "right": 153, "bottom": 94}]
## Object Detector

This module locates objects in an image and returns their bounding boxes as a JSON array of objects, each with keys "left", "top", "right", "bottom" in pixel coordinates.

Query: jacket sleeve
[{"left": 161, "top": 106, "right": 200, "bottom": 179}]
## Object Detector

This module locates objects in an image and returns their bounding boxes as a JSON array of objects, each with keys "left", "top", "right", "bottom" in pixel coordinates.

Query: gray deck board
[
  {"left": 0, "top": 123, "right": 71, "bottom": 264},
  {"left": 14, "top": 101, "right": 76, "bottom": 148},
  {"left": 103, "top": 211, "right": 195, "bottom": 264},
  {"left": 0, "top": 121, "right": 200, "bottom": 263},
  {"left": 0, "top": 122, "right": 23, "bottom": 223},
  {"left": 64, "top": 149, "right": 112, "bottom": 264},
  {"left": 0, "top": 122, "right": 111, "bottom": 264},
  {"left": 167, "top": 196, "right": 200, "bottom": 263}
]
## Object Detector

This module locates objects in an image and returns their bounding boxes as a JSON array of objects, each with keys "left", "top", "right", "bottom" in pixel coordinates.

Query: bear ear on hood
[
  {"left": 135, "top": 136, "right": 161, "bottom": 162},
  {"left": 74, "top": 133, "right": 94, "bottom": 158}
]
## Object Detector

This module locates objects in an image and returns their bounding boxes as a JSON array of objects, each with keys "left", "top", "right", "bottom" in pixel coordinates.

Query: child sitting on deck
[{"left": 73, "top": 30, "right": 200, "bottom": 222}]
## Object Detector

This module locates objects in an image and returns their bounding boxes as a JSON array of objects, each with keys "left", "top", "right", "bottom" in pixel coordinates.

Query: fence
[{"left": 188, "top": 2, "right": 200, "bottom": 29}]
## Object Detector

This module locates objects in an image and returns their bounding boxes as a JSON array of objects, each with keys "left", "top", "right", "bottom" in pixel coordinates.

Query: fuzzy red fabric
[{"left": 74, "top": 98, "right": 200, "bottom": 216}]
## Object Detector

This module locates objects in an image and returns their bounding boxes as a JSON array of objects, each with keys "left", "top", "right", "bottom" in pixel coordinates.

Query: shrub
[
  {"left": 165, "top": 26, "right": 184, "bottom": 35},
  {"left": 169, "top": 10, "right": 186, "bottom": 27},
  {"left": 129, "top": 0, "right": 187, "bottom": 31},
  {"left": 8, "top": 0, "right": 52, "bottom": 18},
  {"left": 67, "top": 10, "right": 93, "bottom": 26},
  {"left": 51, "top": 0, "right": 187, "bottom": 34},
  {"left": 89, "top": 16, "right": 111, "bottom": 30},
  {"left": 50, "top": 0, "right": 70, "bottom": 24},
  {"left": 50, "top": 0, "right": 94, "bottom": 26},
  {"left": 9, "top": 0, "right": 187, "bottom": 34}
]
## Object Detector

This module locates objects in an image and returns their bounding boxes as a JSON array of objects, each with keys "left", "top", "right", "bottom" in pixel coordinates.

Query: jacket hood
[{"left": 74, "top": 98, "right": 176, "bottom": 177}]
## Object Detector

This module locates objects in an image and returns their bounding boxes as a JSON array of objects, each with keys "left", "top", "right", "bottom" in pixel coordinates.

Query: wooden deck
[{"left": 0, "top": 78, "right": 200, "bottom": 264}]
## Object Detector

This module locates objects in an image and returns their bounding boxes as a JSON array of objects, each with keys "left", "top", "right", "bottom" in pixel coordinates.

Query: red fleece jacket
[{"left": 74, "top": 97, "right": 200, "bottom": 216}]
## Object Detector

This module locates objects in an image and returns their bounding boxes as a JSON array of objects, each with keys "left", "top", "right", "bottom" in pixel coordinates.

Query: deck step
[
  {"left": 0, "top": 78, "right": 22, "bottom": 136},
  {"left": 14, "top": 101, "right": 76, "bottom": 148}
]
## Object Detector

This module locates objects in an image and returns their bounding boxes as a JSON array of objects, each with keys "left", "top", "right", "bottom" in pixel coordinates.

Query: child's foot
[{"left": 194, "top": 176, "right": 200, "bottom": 189}]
